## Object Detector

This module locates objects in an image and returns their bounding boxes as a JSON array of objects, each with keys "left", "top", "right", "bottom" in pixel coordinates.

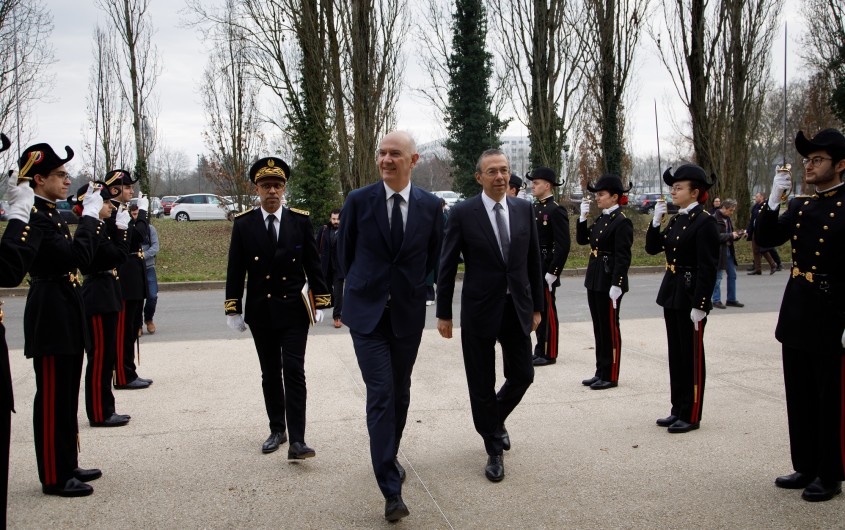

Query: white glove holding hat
[
  {"left": 81, "top": 182, "right": 104, "bottom": 219},
  {"left": 5, "top": 178, "right": 34, "bottom": 223}
]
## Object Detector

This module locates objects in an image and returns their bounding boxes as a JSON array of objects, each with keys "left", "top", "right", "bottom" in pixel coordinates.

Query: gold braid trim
[
  {"left": 224, "top": 299, "right": 239, "bottom": 313},
  {"left": 313, "top": 294, "right": 331, "bottom": 308}
]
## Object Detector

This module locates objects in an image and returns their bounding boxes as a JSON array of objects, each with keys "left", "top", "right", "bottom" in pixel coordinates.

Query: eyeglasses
[
  {"left": 48, "top": 171, "right": 70, "bottom": 179},
  {"left": 258, "top": 182, "right": 284, "bottom": 191},
  {"left": 670, "top": 185, "right": 688, "bottom": 192},
  {"left": 482, "top": 168, "right": 510, "bottom": 177},
  {"left": 803, "top": 156, "right": 833, "bottom": 167}
]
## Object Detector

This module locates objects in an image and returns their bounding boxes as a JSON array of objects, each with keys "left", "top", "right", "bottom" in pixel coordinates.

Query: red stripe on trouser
[
  {"left": 546, "top": 289, "right": 558, "bottom": 359},
  {"left": 690, "top": 325, "right": 704, "bottom": 423},
  {"left": 42, "top": 357, "right": 56, "bottom": 485},
  {"left": 116, "top": 303, "right": 126, "bottom": 384},
  {"left": 93, "top": 315, "right": 103, "bottom": 422},
  {"left": 609, "top": 299, "right": 620, "bottom": 382}
]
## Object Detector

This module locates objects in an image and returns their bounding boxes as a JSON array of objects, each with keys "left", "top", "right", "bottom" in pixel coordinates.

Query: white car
[
  {"left": 432, "top": 190, "right": 461, "bottom": 209},
  {"left": 170, "top": 193, "right": 235, "bottom": 221}
]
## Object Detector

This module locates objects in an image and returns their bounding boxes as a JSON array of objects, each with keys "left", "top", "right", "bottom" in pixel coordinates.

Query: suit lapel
[
  {"left": 278, "top": 208, "right": 292, "bottom": 255},
  {"left": 400, "top": 185, "right": 423, "bottom": 258},
  {"left": 370, "top": 183, "right": 392, "bottom": 251},
  {"left": 473, "top": 195, "right": 505, "bottom": 266}
]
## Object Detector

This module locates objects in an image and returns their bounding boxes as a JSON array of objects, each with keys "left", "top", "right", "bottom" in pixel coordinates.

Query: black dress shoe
[
  {"left": 395, "top": 458, "right": 406, "bottom": 483},
  {"left": 485, "top": 454, "right": 505, "bottom": 482},
  {"left": 73, "top": 468, "right": 102, "bottom": 482},
  {"left": 136, "top": 377, "right": 153, "bottom": 385},
  {"left": 288, "top": 441, "right": 316, "bottom": 460},
  {"left": 656, "top": 415, "right": 678, "bottom": 427},
  {"left": 384, "top": 495, "right": 410, "bottom": 521},
  {"left": 533, "top": 356, "right": 556, "bottom": 366},
  {"left": 582, "top": 376, "right": 600, "bottom": 386},
  {"left": 496, "top": 425, "right": 510, "bottom": 451},
  {"left": 747, "top": 270, "right": 761, "bottom": 275},
  {"left": 726, "top": 300, "right": 744, "bottom": 307},
  {"left": 590, "top": 380, "right": 618, "bottom": 390},
  {"left": 667, "top": 419, "right": 700, "bottom": 433},
  {"left": 776, "top": 264, "right": 783, "bottom": 271},
  {"left": 89, "top": 413, "right": 130, "bottom": 427},
  {"left": 712, "top": 301, "right": 726, "bottom": 309},
  {"left": 775, "top": 471, "right": 815, "bottom": 489},
  {"left": 261, "top": 431, "right": 287, "bottom": 453},
  {"left": 769, "top": 268, "right": 777, "bottom": 275},
  {"left": 114, "top": 378, "right": 151, "bottom": 390},
  {"left": 802, "top": 478, "right": 842, "bottom": 502},
  {"left": 42, "top": 477, "right": 93, "bottom": 497}
]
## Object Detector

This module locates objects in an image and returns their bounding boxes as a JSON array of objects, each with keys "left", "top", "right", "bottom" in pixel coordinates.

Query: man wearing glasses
[
  {"left": 437, "top": 149, "right": 543, "bottom": 483},
  {"left": 757, "top": 128, "right": 845, "bottom": 502},
  {"left": 225, "top": 157, "right": 331, "bottom": 461}
]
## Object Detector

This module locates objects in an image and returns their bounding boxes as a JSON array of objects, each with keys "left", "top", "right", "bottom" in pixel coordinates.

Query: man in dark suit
[
  {"left": 338, "top": 131, "right": 443, "bottom": 522},
  {"left": 317, "top": 209, "right": 344, "bottom": 328},
  {"left": 225, "top": 157, "right": 331, "bottom": 460},
  {"left": 436, "top": 148, "right": 543, "bottom": 483}
]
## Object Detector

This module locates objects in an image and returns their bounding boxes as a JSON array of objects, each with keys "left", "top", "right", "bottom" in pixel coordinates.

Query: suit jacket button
[
  {"left": 267, "top": 294, "right": 271, "bottom": 299},
  {"left": 266, "top": 275, "right": 270, "bottom": 279}
]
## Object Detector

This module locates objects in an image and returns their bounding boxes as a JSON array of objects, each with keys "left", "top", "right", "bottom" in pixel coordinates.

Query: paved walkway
[{"left": 6, "top": 310, "right": 843, "bottom": 528}]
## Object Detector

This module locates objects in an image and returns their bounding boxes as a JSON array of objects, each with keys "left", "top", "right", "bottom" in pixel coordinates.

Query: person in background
[
  {"left": 746, "top": 192, "right": 779, "bottom": 275},
  {"left": 709, "top": 197, "right": 721, "bottom": 214},
  {"left": 711, "top": 198, "right": 745, "bottom": 309},
  {"left": 507, "top": 174, "right": 524, "bottom": 198},
  {"left": 317, "top": 208, "right": 343, "bottom": 328},
  {"left": 135, "top": 205, "right": 160, "bottom": 334}
]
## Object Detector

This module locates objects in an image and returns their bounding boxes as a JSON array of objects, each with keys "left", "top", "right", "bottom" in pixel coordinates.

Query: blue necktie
[{"left": 391, "top": 194, "right": 404, "bottom": 256}]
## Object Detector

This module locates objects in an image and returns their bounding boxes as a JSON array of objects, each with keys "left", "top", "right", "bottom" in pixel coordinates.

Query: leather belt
[
  {"left": 30, "top": 272, "right": 79, "bottom": 284},
  {"left": 665, "top": 263, "right": 697, "bottom": 274},
  {"left": 83, "top": 269, "right": 118, "bottom": 281},
  {"left": 591, "top": 249, "right": 613, "bottom": 258},
  {"left": 792, "top": 267, "right": 834, "bottom": 291}
]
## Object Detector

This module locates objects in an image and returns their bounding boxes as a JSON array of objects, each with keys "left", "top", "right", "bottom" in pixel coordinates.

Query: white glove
[
  {"left": 841, "top": 328, "right": 845, "bottom": 349},
  {"left": 115, "top": 209, "right": 131, "bottom": 229},
  {"left": 5, "top": 178, "right": 34, "bottom": 223},
  {"left": 609, "top": 286, "right": 622, "bottom": 309},
  {"left": 137, "top": 191, "right": 149, "bottom": 211},
  {"left": 544, "top": 273, "right": 557, "bottom": 288},
  {"left": 652, "top": 200, "right": 667, "bottom": 227},
  {"left": 690, "top": 308, "right": 706, "bottom": 331},
  {"left": 579, "top": 199, "right": 591, "bottom": 222},
  {"left": 768, "top": 168, "right": 791, "bottom": 210},
  {"left": 314, "top": 309, "right": 324, "bottom": 323},
  {"left": 81, "top": 183, "right": 105, "bottom": 219},
  {"left": 227, "top": 314, "right": 247, "bottom": 332}
]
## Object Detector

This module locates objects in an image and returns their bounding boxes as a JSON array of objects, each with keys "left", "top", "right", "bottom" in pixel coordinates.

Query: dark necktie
[
  {"left": 267, "top": 214, "right": 277, "bottom": 245},
  {"left": 391, "top": 193, "right": 404, "bottom": 256},
  {"left": 493, "top": 202, "right": 510, "bottom": 264}
]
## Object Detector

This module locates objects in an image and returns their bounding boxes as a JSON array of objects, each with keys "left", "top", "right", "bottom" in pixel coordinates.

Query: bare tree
[
  {"left": 489, "top": 0, "right": 588, "bottom": 175},
  {"left": 799, "top": 0, "right": 845, "bottom": 120},
  {"left": 0, "top": 0, "right": 55, "bottom": 170},
  {"left": 95, "top": 0, "right": 160, "bottom": 194},
  {"left": 149, "top": 146, "right": 190, "bottom": 197}
]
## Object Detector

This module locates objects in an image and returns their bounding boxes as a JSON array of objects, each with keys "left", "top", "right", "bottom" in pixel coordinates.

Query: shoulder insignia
[
  {"left": 233, "top": 208, "right": 254, "bottom": 219},
  {"left": 794, "top": 194, "right": 812, "bottom": 199},
  {"left": 702, "top": 210, "right": 711, "bottom": 216},
  {"left": 31, "top": 206, "right": 37, "bottom": 213},
  {"left": 290, "top": 208, "right": 310, "bottom": 216}
]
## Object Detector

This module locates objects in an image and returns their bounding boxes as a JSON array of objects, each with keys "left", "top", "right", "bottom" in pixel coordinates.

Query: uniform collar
[{"left": 602, "top": 204, "right": 619, "bottom": 215}]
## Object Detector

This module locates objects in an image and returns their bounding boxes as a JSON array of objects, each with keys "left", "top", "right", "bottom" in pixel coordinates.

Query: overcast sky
[{"left": 27, "top": 0, "right": 805, "bottom": 174}]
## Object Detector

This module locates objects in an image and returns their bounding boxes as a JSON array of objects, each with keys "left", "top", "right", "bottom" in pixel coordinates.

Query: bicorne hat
[
  {"left": 18, "top": 143, "right": 74, "bottom": 180},
  {"left": 662, "top": 164, "right": 717, "bottom": 190},
  {"left": 795, "top": 129, "right": 845, "bottom": 160},
  {"left": 249, "top": 157, "right": 290, "bottom": 184},
  {"left": 69, "top": 181, "right": 121, "bottom": 204},
  {"left": 509, "top": 173, "right": 524, "bottom": 191},
  {"left": 586, "top": 174, "right": 632, "bottom": 195},
  {"left": 526, "top": 166, "right": 561, "bottom": 186}
]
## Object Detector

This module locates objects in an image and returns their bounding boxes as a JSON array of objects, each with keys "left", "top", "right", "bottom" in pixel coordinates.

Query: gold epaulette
[
  {"left": 290, "top": 208, "right": 310, "bottom": 216},
  {"left": 31, "top": 206, "right": 38, "bottom": 213},
  {"left": 233, "top": 208, "right": 254, "bottom": 219}
]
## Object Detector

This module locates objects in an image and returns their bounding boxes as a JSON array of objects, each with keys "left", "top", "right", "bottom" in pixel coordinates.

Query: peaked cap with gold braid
[{"left": 249, "top": 157, "right": 291, "bottom": 184}]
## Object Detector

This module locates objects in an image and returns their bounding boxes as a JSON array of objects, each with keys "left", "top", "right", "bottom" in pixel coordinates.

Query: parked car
[
  {"left": 161, "top": 195, "right": 179, "bottom": 216},
  {"left": 432, "top": 190, "right": 461, "bottom": 209},
  {"left": 170, "top": 193, "right": 236, "bottom": 221},
  {"left": 130, "top": 196, "right": 163, "bottom": 218},
  {"left": 633, "top": 193, "right": 679, "bottom": 214},
  {"left": 55, "top": 200, "right": 79, "bottom": 224}
]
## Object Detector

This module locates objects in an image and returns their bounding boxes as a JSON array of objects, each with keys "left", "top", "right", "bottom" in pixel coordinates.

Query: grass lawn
[{"left": 0, "top": 209, "right": 791, "bottom": 284}]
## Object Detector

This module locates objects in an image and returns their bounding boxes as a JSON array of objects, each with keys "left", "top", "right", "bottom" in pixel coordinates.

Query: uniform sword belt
[
  {"left": 792, "top": 267, "right": 836, "bottom": 292},
  {"left": 665, "top": 263, "right": 696, "bottom": 274},
  {"left": 590, "top": 249, "right": 613, "bottom": 257},
  {"left": 30, "top": 272, "right": 79, "bottom": 284},
  {"left": 82, "top": 269, "right": 118, "bottom": 281}
]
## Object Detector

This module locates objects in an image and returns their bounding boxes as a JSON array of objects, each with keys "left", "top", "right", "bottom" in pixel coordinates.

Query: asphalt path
[{"left": 0, "top": 268, "right": 790, "bottom": 348}]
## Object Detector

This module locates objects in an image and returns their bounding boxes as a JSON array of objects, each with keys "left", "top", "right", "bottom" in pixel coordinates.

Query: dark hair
[
  {"left": 129, "top": 204, "right": 139, "bottom": 212},
  {"left": 330, "top": 208, "right": 341, "bottom": 216},
  {"left": 475, "top": 149, "right": 508, "bottom": 173},
  {"left": 689, "top": 182, "right": 708, "bottom": 204}
]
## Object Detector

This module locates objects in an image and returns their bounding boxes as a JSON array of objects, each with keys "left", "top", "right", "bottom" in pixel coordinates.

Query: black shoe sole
[
  {"left": 802, "top": 488, "right": 841, "bottom": 502},
  {"left": 288, "top": 452, "right": 316, "bottom": 460},
  {"left": 385, "top": 507, "right": 410, "bottom": 521}
]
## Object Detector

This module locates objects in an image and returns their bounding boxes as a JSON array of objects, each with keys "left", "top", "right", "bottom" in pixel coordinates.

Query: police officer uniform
[
  {"left": 71, "top": 183, "right": 131, "bottom": 427},
  {"left": 527, "top": 167, "right": 570, "bottom": 365},
  {"left": 18, "top": 143, "right": 104, "bottom": 496},
  {"left": 645, "top": 165, "right": 719, "bottom": 433},
  {"left": 756, "top": 129, "right": 845, "bottom": 501},
  {"left": 576, "top": 174, "right": 633, "bottom": 389},
  {"left": 104, "top": 170, "right": 151, "bottom": 389},
  {"left": 225, "top": 157, "right": 330, "bottom": 458}
]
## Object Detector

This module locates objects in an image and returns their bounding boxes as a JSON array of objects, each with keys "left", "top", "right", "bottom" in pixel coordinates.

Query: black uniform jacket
[
  {"left": 225, "top": 207, "right": 330, "bottom": 329},
  {"left": 576, "top": 208, "right": 634, "bottom": 293},
  {"left": 0, "top": 219, "right": 42, "bottom": 411},
  {"left": 756, "top": 185, "right": 845, "bottom": 351},
  {"left": 534, "top": 196, "right": 570, "bottom": 282},
  {"left": 108, "top": 207, "right": 148, "bottom": 301},
  {"left": 24, "top": 197, "right": 100, "bottom": 358},
  {"left": 645, "top": 203, "right": 719, "bottom": 311},
  {"left": 80, "top": 223, "right": 128, "bottom": 316}
]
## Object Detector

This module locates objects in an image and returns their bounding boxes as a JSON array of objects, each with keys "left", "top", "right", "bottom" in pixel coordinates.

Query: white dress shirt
[
  {"left": 384, "top": 181, "right": 411, "bottom": 231},
  {"left": 481, "top": 192, "right": 510, "bottom": 256},
  {"left": 261, "top": 207, "right": 282, "bottom": 242}
]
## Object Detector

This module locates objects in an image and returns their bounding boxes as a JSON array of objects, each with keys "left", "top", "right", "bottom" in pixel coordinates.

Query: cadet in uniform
[
  {"left": 70, "top": 183, "right": 132, "bottom": 427},
  {"left": 225, "top": 157, "right": 330, "bottom": 459},
  {"left": 507, "top": 173, "right": 524, "bottom": 198},
  {"left": 0, "top": 133, "right": 41, "bottom": 523},
  {"left": 576, "top": 174, "right": 633, "bottom": 390},
  {"left": 527, "top": 167, "right": 570, "bottom": 366},
  {"left": 645, "top": 165, "right": 719, "bottom": 433},
  {"left": 19, "top": 143, "right": 105, "bottom": 496},
  {"left": 757, "top": 129, "right": 845, "bottom": 502},
  {"left": 105, "top": 170, "right": 152, "bottom": 390}
]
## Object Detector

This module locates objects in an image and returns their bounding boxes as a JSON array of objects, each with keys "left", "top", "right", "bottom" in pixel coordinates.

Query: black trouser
[
  {"left": 664, "top": 308, "right": 706, "bottom": 424},
  {"left": 249, "top": 310, "right": 310, "bottom": 442},
  {"left": 587, "top": 289, "right": 623, "bottom": 382},
  {"left": 534, "top": 284, "right": 559, "bottom": 360},
  {"left": 462, "top": 296, "right": 534, "bottom": 455},
  {"left": 782, "top": 345, "right": 845, "bottom": 482},
  {"left": 86, "top": 313, "right": 119, "bottom": 422},
  {"left": 332, "top": 277, "right": 344, "bottom": 320},
  {"left": 33, "top": 354, "right": 83, "bottom": 487},
  {"left": 115, "top": 300, "right": 143, "bottom": 385},
  {"left": 1, "top": 407, "right": 7, "bottom": 527},
  {"left": 350, "top": 308, "right": 422, "bottom": 498}
]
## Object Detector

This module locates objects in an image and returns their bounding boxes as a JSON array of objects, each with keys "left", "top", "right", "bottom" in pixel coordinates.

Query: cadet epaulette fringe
[{"left": 290, "top": 208, "right": 310, "bottom": 216}]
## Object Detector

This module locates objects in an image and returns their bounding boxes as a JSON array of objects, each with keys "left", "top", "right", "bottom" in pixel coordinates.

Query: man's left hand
[
  {"left": 841, "top": 328, "right": 845, "bottom": 349},
  {"left": 544, "top": 273, "right": 557, "bottom": 289},
  {"left": 531, "top": 312, "right": 541, "bottom": 332},
  {"left": 437, "top": 318, "right": 453, "bottom": 339},
  {"left": 609, "top": 286, "right": 622, "bottom": 309}
]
